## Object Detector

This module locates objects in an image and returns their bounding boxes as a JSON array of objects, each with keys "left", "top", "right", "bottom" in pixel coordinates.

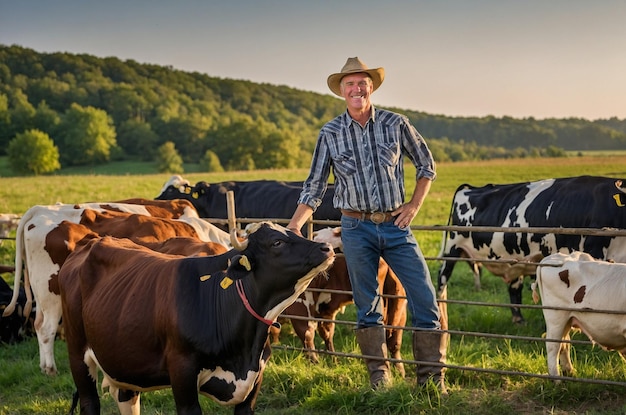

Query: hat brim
[{"left": 327, "top": 67, "right": 385, "bottom": 97}]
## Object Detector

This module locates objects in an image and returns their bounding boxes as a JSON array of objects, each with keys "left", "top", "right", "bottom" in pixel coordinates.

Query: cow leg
[
  {"left": 67, "top": 350, "right": 100, "bottom": 415},
  {"left": 33, "top": 299, "right": 61, "bottom": 375},
  {"left": 73, "top": 380, "right": 100, "bottom": 415},
  {"left": 169, "top": 363, "right": 203, "bottom": 415},
  {"left": 558, "top": 331, "right": 575, "bottom": 377},
  {"left": 233, "top": 341, "right": 272, "bottom": 415},
  {"left": 114, "top": 389, "right": 141, "bottom": 415},
  {"left": 438, "top": 285, "right": 449, "bottom": 334},
  {"left": 386, "top": 327, "right": 405, "bottom": 377},
  {"left": 318, "top": 320, "right": 336, "bottom": 353},
  {"left": 291, "top": 318, "right": 320, "bottom": 363},
  {"left": 437, "top": 260, "right": 455, "bottom": 295},
  {"left": 543, "top": 311, "right": 575, "bottom": 379},
  {"left": 545, "top": 336, "right": 561, "bottom": 378},
  {"left": 383, "top": 295, "right": 407, "bottom": 378},
  {"left": 233, "top": 377, "right": 260, "bottom": 415},
  {"left": 508, "top": 276, "right": 525, "bottom": 324},
  {"left": 302, "top": 320, "right": 320, "bottom": 363}
]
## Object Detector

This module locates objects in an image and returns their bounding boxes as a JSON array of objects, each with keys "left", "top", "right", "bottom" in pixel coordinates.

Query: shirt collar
[{"left": 343, "top": 105, "right": 377, "bottom": 126}]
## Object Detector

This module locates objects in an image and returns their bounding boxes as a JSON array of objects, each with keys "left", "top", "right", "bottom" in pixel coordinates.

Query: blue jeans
[{"left": 340, "top": 215, "right": 441, "bottom": 329}]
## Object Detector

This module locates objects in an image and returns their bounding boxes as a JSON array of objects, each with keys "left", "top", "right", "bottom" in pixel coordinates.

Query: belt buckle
[{"left": 370, "top": 211, "right": 386, "bottom": 224}]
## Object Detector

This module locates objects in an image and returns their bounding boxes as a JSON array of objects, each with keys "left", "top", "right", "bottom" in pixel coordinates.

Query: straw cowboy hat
[{"left": 327, "top": 57, "right": 385, "bottom": 97}]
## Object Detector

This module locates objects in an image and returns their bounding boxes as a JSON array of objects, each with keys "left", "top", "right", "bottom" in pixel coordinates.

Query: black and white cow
[
  {"left": 155, "top": 175, "right": 340, "bottom": 229},
  {"left": 60, "top": 222, "right": 335, "bottom": 415},
  {"left": 438, "top": 176, "right": 626, "bottom": 323}
]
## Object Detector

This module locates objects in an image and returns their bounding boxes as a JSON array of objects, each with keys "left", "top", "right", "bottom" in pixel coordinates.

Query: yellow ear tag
[
  {"left": 239, "top": 255, "right": 251, "bottom": 271},
  {"left": 199, "top": 275, "right": 211, "bottom": 282},
  {"left": 220, "top": 277, "right": 234, "bottom": 289}
]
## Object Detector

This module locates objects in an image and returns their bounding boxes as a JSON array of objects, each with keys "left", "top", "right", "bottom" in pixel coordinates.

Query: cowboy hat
[{"left": 327, "top": 57, "right": 385, "bottom": 97}]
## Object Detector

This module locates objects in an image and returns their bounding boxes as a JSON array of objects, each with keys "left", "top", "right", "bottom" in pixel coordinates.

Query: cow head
[
  {"left": 312, "top": 227, "right": 343, "bottom": 252},
  {"left": 155, "top": 175, "right": 192, "bottom": 200},
  {"left": 227, "top": 222, "right": 335, "bottom": 322}
]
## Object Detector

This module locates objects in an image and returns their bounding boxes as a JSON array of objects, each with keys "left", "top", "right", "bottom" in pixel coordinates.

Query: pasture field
[{"left": 1, "top": 156, "right": 626, "bottom": 414}]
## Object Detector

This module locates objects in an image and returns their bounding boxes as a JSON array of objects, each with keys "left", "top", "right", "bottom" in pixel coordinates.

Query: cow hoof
[
  {"left": 306, "top": 353, "right": 320, "bottom": 364},
  {"left": 41, "top": 365, "right": 57, "bottom": 376},
  {"left": 394, "top": 362, "right": 406, "bottom": 378},
  {"left": 511, "top": 317, "right": 526, "bottom": 325}
]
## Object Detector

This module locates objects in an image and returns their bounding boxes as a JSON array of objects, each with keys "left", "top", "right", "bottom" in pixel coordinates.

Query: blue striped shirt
[{"left": 298, "top": 106, "right": 436, "bottom": 212}]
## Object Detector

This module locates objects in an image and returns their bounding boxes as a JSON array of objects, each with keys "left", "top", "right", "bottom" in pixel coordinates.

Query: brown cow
[
  {"left": 51, "top": 218, "right": 228, "bottom": 263},
  {"left": 60, "top": 223, "right": 335, "bottom": 414},
  {"left": 4, "top": 203, "right": 229, "bottom": 376}
]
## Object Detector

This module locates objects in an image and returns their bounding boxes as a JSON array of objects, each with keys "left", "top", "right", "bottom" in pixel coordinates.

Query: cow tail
[
  {"left": 531, "top": 262, "right": 542, "bottom": 304},
  {"left": 1, "top": 207, "right": 31, "bottom": 317},
  {"left": 22, "top": 255, "right": 33, "bottom": 324},
  {"left": 68, "top": 389, "right": 79, "bottom": 414}
]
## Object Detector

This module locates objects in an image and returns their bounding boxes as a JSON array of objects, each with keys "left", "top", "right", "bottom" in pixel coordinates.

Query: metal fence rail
[
  {"left": 2, "top": 213, "right": 624, "bottom": 387},
  {"left": 260, "top": 219, "right": 626, "bottom": 388}
]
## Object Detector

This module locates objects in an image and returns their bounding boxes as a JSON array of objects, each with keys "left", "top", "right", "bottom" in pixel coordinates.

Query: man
[{"left": 287, "top": 57, "right": 447, "bottom": 392}]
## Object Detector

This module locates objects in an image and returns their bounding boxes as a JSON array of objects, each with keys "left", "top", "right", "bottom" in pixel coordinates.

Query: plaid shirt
[{"left": 298, "top": 106, "right": 436, "bottom": 213}]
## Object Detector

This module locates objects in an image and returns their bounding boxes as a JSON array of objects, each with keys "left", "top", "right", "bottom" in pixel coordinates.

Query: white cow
[
  {"left": 3, "top": 201, "right": 230, "bottom": 375},
  {"left": 532, "top": 251, "right": 626, "bottom": 378}
]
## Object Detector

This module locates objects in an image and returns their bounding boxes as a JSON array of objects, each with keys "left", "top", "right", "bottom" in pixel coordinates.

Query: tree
[
  {"left": 7, "top": 129, "right": 60, "bottom": 175},
  {"left": 4, "top": 89, "right": 36, "bottom": 154},
  {"left": 32, "top": 101, "right": 61, "bottom": 137},
  {"left": 101, "top": 84, "right": 149, "bottom": 124},
  {"left": 156, "top": 141, "right": 184, "bottom": 174},
  {"left": 205, "top": 116, "right": 301, "bottom": 170},
  {"left": 0, "top": 93, "right": 11, "bottom": 155},
  {"left": 201, "top": 149, "right": 224, "bottom": 172},
  {"left": 116, "top": 119, "right": 159, "bottom": 160},
  {"left": 57, "top": 103, "right": 118, "bottom": 166}
]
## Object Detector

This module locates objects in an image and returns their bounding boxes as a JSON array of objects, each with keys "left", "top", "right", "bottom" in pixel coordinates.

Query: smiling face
[{"left": 339, "top": 73, "right": 373, "bottom": 114}]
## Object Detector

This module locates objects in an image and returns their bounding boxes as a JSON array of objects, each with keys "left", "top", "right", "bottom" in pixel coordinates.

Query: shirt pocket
[
  {"left": 377, "top": 141, "right": 401, "bottom": 167},
  {"left": 331, "top": 151, "right": 357, "bottom": 177}
]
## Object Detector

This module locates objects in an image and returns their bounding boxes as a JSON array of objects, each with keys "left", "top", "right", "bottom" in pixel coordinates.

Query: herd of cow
[{"left": 0, "top": 174, "right": 625, "bottom": 413}]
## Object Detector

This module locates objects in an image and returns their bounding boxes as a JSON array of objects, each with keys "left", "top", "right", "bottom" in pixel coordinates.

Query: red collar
[{"left": 236, "top": 279, "right": 281, "bottom": 329}]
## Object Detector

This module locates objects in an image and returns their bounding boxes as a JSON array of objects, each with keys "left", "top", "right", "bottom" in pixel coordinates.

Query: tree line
[{"left": 1, "top": 44, "right": 625, "bottom": 175}]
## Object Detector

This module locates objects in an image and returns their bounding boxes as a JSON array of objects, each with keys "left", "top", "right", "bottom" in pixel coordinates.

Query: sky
[{"left": 1, "top": 0, "right": 625, "bottom": 120}]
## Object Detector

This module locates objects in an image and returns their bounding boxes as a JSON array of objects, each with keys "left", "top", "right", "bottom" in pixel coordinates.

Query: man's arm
[
  {"left": 287, "top": 203, "right": 314, "bottom": 236},
  {"left": 392, "top": 176, "right": 432, "bottom": 228}
]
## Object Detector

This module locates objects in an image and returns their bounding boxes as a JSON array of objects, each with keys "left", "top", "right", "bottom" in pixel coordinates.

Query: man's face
[{"left": 340, "top": 73, "right": 373, "bottom": 112}]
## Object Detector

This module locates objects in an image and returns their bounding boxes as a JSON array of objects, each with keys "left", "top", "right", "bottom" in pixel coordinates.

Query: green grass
[{"left": 1, "top": 155, "right": 626, "bottom": 414}]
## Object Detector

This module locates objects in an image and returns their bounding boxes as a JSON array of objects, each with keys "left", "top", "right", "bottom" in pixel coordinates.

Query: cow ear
[
  {"left": 227, "top": 254, "right": 254, "bottom": 278},
  {"left": 238, "top": 255, "right": 252, "bottom": 271}
]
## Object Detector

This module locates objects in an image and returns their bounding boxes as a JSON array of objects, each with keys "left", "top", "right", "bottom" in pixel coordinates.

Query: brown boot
[
  {"left": 355, "top": 326, "right": 391, "bottom": 389},
  {"left": 412, "top": 329, "right": 448, "bottom": 394}
]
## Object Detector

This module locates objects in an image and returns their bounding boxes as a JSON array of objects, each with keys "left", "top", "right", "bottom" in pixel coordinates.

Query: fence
[
  {"left": 1, "top": 211, "right": 624, "bottom": 387},
  {"left": 222, "top": 216, "right": 626, "bottom": 387}
]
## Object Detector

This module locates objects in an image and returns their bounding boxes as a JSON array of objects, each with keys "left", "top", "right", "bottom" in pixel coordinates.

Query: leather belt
[{"left": 341, "top": 209, "right": 395, "bottom": 225}]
